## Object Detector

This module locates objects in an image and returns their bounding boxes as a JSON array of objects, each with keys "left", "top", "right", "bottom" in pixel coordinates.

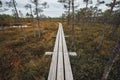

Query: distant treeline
[
  {"left": 0, "top": 14, "right": 22, "bottom": 26},
  {"left": 0, "top": 14, "right": 61, "bottom": 27}
]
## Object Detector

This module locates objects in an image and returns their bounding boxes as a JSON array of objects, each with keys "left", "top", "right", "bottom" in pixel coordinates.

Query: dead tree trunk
[
  {"left": 35, "top": 0, "right": 41, "bottom": 39},
  {"left": 96, "top": 22, "right": 107, "bottom": 50},
  {"left": 96, "top": 0, "right": 116, "bottom": 50},
  {"left": 66, "top": 0, "right": 71, "bottom": 33},
  {"left": 30, "top": 5, "right": 36, "bottom": 37},
  {"left": 71, "top": 0, "right": 75, "bottom": 48},
  {"left": 101, "top": 37, "right": 120, "bottom": 80},
  {"left": 13, "top": 0, "right": 26, "bottom": 40}
]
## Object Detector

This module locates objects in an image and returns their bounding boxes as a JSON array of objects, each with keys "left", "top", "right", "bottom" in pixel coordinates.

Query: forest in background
[{"left": 0, "top": 0, "right": 120, "bottom": 80}]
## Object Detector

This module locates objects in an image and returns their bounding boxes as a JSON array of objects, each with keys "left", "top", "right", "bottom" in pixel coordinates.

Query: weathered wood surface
[{"left": 47, "top": 23, "right": 75, "bottom": 80}]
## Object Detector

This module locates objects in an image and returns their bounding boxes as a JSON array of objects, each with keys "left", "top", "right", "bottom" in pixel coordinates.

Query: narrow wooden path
[{"left": 46, "top": 23, "right": 76, "bottom": 80}]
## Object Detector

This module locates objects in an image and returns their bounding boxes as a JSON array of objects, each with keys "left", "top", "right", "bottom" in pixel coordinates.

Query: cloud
[
  {"left": 1, "top": 0, "right": 112, "bottom": 17},
  {"left": 43, "top": 1, "right": 65, "bottom": 17}
]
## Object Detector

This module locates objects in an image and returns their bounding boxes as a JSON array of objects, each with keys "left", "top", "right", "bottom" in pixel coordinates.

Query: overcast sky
[{"left": 1, "top": 0, "right": 112, "bottom": 17}]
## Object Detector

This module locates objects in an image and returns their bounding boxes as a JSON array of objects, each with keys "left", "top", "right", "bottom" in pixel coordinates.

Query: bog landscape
[{"left": 0, "top": 0, "right": 120, "bottom": 80}]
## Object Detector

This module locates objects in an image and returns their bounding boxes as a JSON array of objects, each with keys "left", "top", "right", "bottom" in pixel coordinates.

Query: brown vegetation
[{"left": 0, "top": 20, "right": 120, "bottom": 80}]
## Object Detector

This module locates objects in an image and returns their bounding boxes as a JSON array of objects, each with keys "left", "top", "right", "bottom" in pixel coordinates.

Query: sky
[{"left": 0, "top": 0, "right": 112, "bottom": 17}]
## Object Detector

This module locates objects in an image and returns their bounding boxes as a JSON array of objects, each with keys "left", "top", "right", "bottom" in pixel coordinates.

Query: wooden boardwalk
[{"left": 46, "top": 23, "right": 76, "bottom": 80}]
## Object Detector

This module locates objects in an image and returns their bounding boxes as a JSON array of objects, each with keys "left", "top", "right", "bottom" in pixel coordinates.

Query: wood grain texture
[{"left": 47, "top": 23, "right": 74, "bottom": 80}]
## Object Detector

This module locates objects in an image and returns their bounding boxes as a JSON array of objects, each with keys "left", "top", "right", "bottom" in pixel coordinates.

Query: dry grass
[{"left": 0, "top": 21, "right": 120, "bottom": 80}]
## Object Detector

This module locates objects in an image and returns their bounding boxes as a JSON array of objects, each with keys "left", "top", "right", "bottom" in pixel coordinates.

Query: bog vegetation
[{"left": 0, "top": 0, "right": 120, "bottom": 80}]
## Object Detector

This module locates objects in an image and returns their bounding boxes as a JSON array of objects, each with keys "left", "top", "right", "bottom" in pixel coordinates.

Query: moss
[{"left": 0, "top": 20, "right": 120, "bottom": 80}]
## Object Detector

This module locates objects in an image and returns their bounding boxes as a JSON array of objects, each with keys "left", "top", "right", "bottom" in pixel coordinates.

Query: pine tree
[{"left": 25, "top": 4, "right": 36, "bottom": 37}]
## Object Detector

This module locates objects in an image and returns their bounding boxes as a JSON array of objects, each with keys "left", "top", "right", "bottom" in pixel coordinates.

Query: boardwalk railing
[{"left": 45, "top": 23, "right": 77, "bottom": 80}]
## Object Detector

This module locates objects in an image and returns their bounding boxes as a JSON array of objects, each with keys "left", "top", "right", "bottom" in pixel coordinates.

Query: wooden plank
[
  {"left": 47, "top": 25, "right": 61, "bottom": 80},
  {"left": 60, "top": 23, "right": 74, "bottom": 80},
  {"left": 69, "top": 52, "right": 77, "bottom": 56},
  {"left": 57, "top": 23, "right": 64, "bottom": 80},
  {"left": 47, "top": 23, "right": 74, "bottom": 80},
  {"left": 45, "top": 52, "right": 53, "bottom": 55},
  {"left": 45, "top": 52, "right": 77, "bottom": 56}
]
